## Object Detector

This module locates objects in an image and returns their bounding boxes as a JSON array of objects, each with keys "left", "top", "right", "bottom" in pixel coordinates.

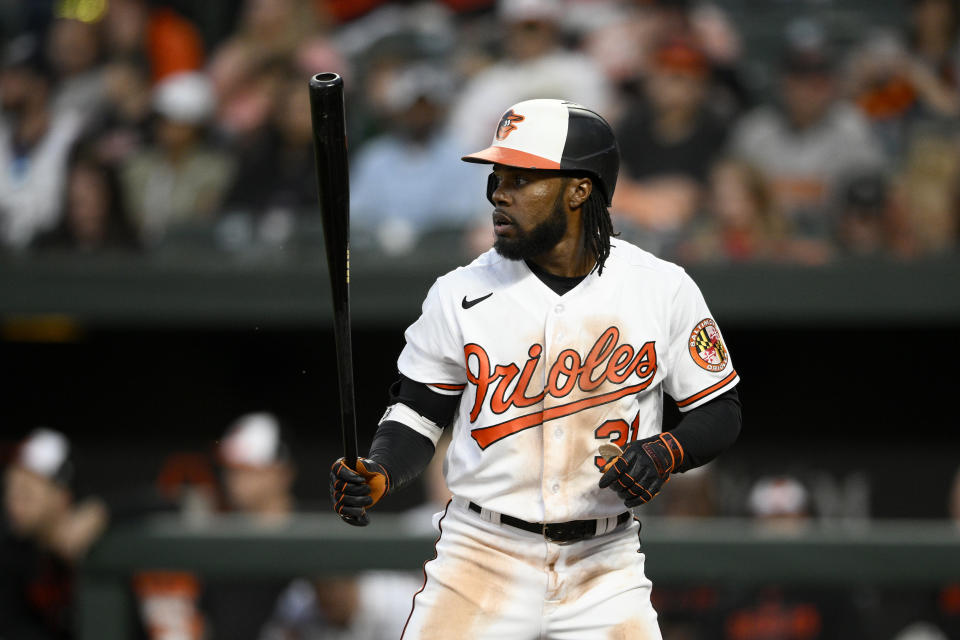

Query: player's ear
[{"left": 567, "top": 177, "right": 592, "bottom": 209}]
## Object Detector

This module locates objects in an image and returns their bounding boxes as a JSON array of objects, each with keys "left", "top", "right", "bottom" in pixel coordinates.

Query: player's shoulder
[
  {"left": 435, "top": 248, "right": 515, "bottom": 287},
  {"left": 605, "top": 238, "right": 697, "bottom": 299},
  {"left": 424, "top": 248, "right": 518, "bottom": 304},
  {"left": 607, "top": 238, "right": 687, "bottom": 279}
]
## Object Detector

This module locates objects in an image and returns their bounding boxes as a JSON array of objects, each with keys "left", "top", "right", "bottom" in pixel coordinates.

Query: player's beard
[{"left": 493, "top": 192, "right": 567, "bottom": 261}]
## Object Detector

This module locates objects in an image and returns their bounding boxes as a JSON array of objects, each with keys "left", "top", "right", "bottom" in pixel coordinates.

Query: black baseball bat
[{"left": 308, "top": 72, "right": 358, "bottom": 471}]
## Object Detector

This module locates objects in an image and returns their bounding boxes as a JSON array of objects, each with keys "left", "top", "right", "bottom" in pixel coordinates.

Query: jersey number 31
[{"left": 593, "top": 413, "right": 640, "bottom": 471}]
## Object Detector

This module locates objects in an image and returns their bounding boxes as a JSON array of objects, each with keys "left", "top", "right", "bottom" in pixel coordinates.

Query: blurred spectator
[
  {"left": 46, "top": 17, "right": 107, "bottom": 120},
  {"left": 210, "top": 53, "right": 287, "bottom": 144},
  {"left": 0, "top": 35, "right": 85, "bottom": 250},
  {"left": 1, "top": 428, "right": 108, "bottom": 639},
  {"left": 260, "top": 572, "right": 422, "bottom": 640},
  {"left": 836, "top": 172, "right": 896, "bottom": 257},
  {"left": 688, "top": 2, "right": 754, "bottom": 119},
  {"left": 747, "top": 475, "right": 812, "bottom": 532},
  {"left": 888, "top": 126, "right": 960, "bottom": 256},
  {"left": 845, "top": 29, "right": 960, "bottom": 157},
  {"left": 334, "top": 1, "right": 452, "bottom": 141},
  {"left": 679, "top": 158, "right": 834, "bottom": 264},
  {"left": 208, "top": 0, "right": 322, "bottom": 140},
  {"left": 350, "top": 63, "right": 488, "bottom": 255},
  {"left": 729, "top": 20, "right": 886, "bottom": 248},
  {"left": 87, "top": 56, "right": 153, "bottom": 165},
  {"left": 217, "top": 412, "right": 296, "bottom": 524},
  {"left": 863, "top": 468, "right": 960, "bottom": 639},
  {"left": 714, "top": 475, "right": 862, "bottom": 639},
  {"left": 102, "top": 0, "right": 204, "bottom": 83},
  {"left": 907, "top": 0, "right": 960, "bottom": 88},
  {"left": 447, "top": 0, "right": 613, "bottom": 153},
  {"left": 219, "top": 70, "right": 319, "bottom": 250},
  {"left": 201, "top": 413, "right": 296, "bottom": 640},
  {"left": 135, "top": 571, "right": 206, "bottom": 640},
  {"left": 581, "top": 0, "right": 751, "bottom": 118},
  {"left": 33, "top": 149, "right": 140, "bottom": 253},
  {"left": 678, "top": 158, "right": 783, "bottom": 263},
  {"left": 612, "top": 37, "right": 729, "bottom": 252},
  {"left": 120, "top": 71, "right": 235, "bottom": 246}
]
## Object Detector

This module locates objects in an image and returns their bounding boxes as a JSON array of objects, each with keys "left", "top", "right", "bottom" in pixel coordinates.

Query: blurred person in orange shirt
[
  {"left": 102, "top": 0, "right": 204, "bottom": 83},
  {"left": 1, "top": 428, "right": 108, "bottom": 640}
]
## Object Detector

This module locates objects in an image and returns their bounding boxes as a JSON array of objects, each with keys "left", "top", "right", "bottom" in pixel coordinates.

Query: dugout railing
[{"left": 76, "top": 514, "right": 960, "bottom": 640}]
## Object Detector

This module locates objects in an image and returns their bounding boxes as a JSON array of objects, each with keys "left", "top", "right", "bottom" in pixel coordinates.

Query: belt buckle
[{"left": 543, "top": 521, "right": 588, "bottom": 544}]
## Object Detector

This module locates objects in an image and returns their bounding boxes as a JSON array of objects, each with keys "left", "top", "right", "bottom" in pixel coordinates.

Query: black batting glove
[
  {"left": 598, "top": 432, "right": 685, "bottom": 508},
  {"left": 329, "top": 457, "right": 391, "bottom": 527}
]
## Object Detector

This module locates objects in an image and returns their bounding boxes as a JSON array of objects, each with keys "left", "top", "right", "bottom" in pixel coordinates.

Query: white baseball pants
[{"left": 402, "top": 497, "right": 662, "bottom": 640}]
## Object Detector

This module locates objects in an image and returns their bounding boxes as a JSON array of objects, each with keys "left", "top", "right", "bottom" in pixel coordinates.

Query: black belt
[{"left": 468, "top": 502, "right": 631, "bottom": 543}]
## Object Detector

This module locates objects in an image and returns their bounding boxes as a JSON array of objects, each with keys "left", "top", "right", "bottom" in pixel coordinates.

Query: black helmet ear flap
[{"left": 486, "top": 172, "right": 497, "bottom": 205}]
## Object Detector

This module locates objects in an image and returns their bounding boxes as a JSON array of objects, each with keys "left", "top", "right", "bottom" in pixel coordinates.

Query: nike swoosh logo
[{"left": 461, "top": 293, "right": 493, "bottom": 309}]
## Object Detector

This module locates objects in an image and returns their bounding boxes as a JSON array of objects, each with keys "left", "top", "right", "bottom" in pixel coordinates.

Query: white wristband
[{"left": 379, "top": 402, "right": 444, "bottom": 446}]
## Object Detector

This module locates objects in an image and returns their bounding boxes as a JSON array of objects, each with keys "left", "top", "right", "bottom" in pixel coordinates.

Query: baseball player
[{"left": 330, "top": 99, "right": 742, "bottom": 639}]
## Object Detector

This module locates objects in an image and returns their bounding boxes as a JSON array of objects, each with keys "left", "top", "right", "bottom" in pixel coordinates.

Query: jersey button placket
[{"left": 542, "top": 307, "right": 566, "bottom": 521}]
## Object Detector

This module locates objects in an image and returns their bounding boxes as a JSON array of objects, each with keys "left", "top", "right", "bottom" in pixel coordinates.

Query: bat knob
[{"left": 310, "top": 72, "right": 342, "bottom": 89}]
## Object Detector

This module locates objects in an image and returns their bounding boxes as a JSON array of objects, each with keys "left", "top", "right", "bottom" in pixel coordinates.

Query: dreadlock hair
[{"left": 581, "top": 186, "right": 617, "bottom": 276}]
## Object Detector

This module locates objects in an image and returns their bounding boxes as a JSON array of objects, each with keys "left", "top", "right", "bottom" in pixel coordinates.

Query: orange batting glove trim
[
  {"left": 354, "top": 458, "right": 390, "bottom": 506},
  {"left": 659, "top": 432, "right": 684, "bottom": 473}
]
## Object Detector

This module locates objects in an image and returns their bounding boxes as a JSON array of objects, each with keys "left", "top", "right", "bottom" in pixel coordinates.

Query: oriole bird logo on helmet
[{"left": 495, "top": 109, "right": 525, "bottom": 140}]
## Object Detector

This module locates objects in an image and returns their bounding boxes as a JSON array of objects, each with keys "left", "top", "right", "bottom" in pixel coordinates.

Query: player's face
[{"left": 489, "top": 165, "right": 569, "bottom": 260}]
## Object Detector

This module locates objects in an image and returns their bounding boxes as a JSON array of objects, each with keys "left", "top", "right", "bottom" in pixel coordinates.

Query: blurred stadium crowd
[
  {"left": 1, "top": 0, "right": 959, "bottom": 263},
  {"left": 3, "top": 0, "right": 960, "bottom": 639}
]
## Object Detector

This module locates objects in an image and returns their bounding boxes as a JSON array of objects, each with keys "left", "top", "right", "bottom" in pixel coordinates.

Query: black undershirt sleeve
[
  {"left": 367, "top": 421, "right": 435, "bottom": 492},
  {"left": 367, "top": 375, "right": 462, "bottom": 492},
  {"left": 667, "top": 387, "right": 742, "bottom": 472}
]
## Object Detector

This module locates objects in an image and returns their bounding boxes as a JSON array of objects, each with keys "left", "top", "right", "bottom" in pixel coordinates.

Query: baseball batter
[{"left": 330, "top": 99, "right": 742, "bottom": 639}]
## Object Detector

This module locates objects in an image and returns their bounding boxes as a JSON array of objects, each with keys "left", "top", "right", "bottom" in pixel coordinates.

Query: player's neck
[{"left": 528, "top": 240, "right": 595, "bottom": 278}]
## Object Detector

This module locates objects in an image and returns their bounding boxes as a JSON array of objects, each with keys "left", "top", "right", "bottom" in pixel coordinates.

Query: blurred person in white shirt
[
  {"left": 0, "top": 35, "right": 85, "bottom": 250},
  {"left": 447, "top": 0, "right": 613, "bottom": 154}
]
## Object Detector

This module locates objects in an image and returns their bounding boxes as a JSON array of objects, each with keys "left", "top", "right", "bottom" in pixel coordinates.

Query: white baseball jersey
[{"left": 394, "top": 237, "right": 739, "bottom": 523}]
